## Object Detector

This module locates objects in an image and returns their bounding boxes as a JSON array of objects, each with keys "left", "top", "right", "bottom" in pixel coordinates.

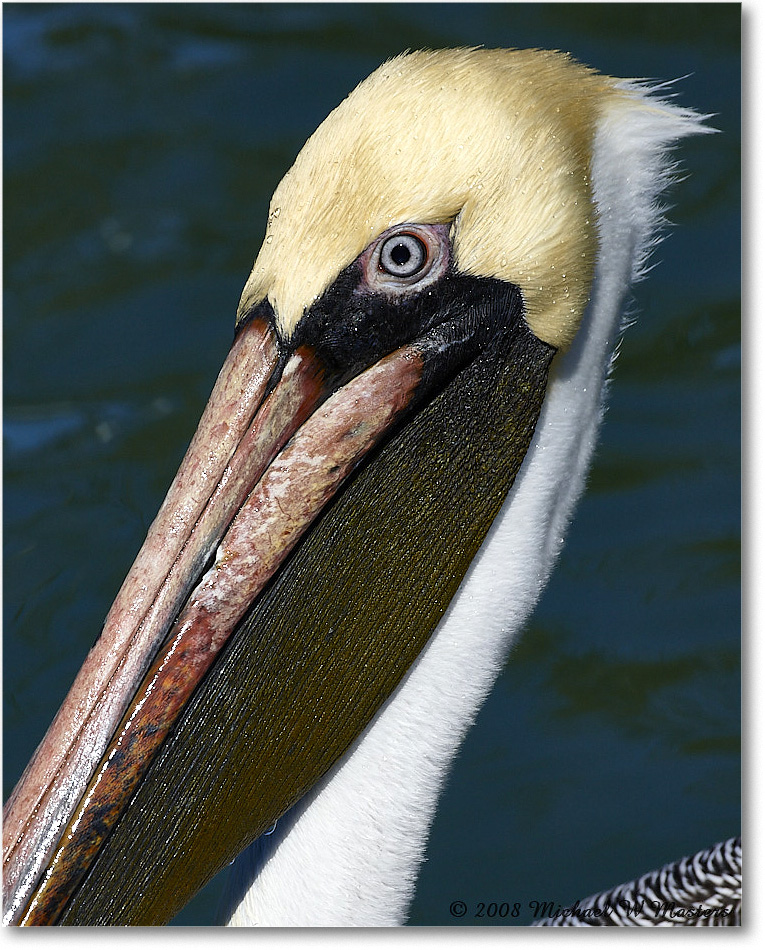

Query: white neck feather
[{"left": 222, "top": 84, "right": 708, "bottom": 927}]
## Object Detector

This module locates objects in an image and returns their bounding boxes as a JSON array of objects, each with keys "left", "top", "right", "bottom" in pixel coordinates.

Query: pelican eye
[
  {"left": 358, "top": 223, "right": 451, "bottom": 297},
  {"left": 379, "top": 234, "right": 427, "bottom": 278}
]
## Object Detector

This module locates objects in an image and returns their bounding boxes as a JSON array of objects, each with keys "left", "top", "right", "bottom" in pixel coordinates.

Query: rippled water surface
[{"left": 3, "top": 2, "right": 740, "bottom": 927}]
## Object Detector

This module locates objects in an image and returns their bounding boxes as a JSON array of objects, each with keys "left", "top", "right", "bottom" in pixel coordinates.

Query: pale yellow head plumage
[{"left": 237, "top": 48, "right": 624, "bottom": 349}]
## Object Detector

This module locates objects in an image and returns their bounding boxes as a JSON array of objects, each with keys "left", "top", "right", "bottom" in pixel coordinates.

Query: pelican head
[{"left": 3, "top": 48, "right": 708, "bottom": 926}]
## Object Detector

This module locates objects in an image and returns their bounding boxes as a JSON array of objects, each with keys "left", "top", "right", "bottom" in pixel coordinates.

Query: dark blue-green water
[{"left": 3, "top": 2, "right": 740, "bottom": 927}]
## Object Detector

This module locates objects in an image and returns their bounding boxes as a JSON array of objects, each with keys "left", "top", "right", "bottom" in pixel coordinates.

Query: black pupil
[{"left": 391, "top": 242, "right": 412, "bottom": 266}]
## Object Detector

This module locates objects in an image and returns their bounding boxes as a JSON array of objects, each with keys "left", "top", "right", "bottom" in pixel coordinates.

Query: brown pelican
[{"left": 3, "top": 48, "right": 714, "bottom": 926}]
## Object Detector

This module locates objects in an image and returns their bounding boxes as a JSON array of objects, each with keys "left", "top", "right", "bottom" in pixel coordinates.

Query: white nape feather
[{"left": 222, "top": 75, "right": 710, "bottom": 927}]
